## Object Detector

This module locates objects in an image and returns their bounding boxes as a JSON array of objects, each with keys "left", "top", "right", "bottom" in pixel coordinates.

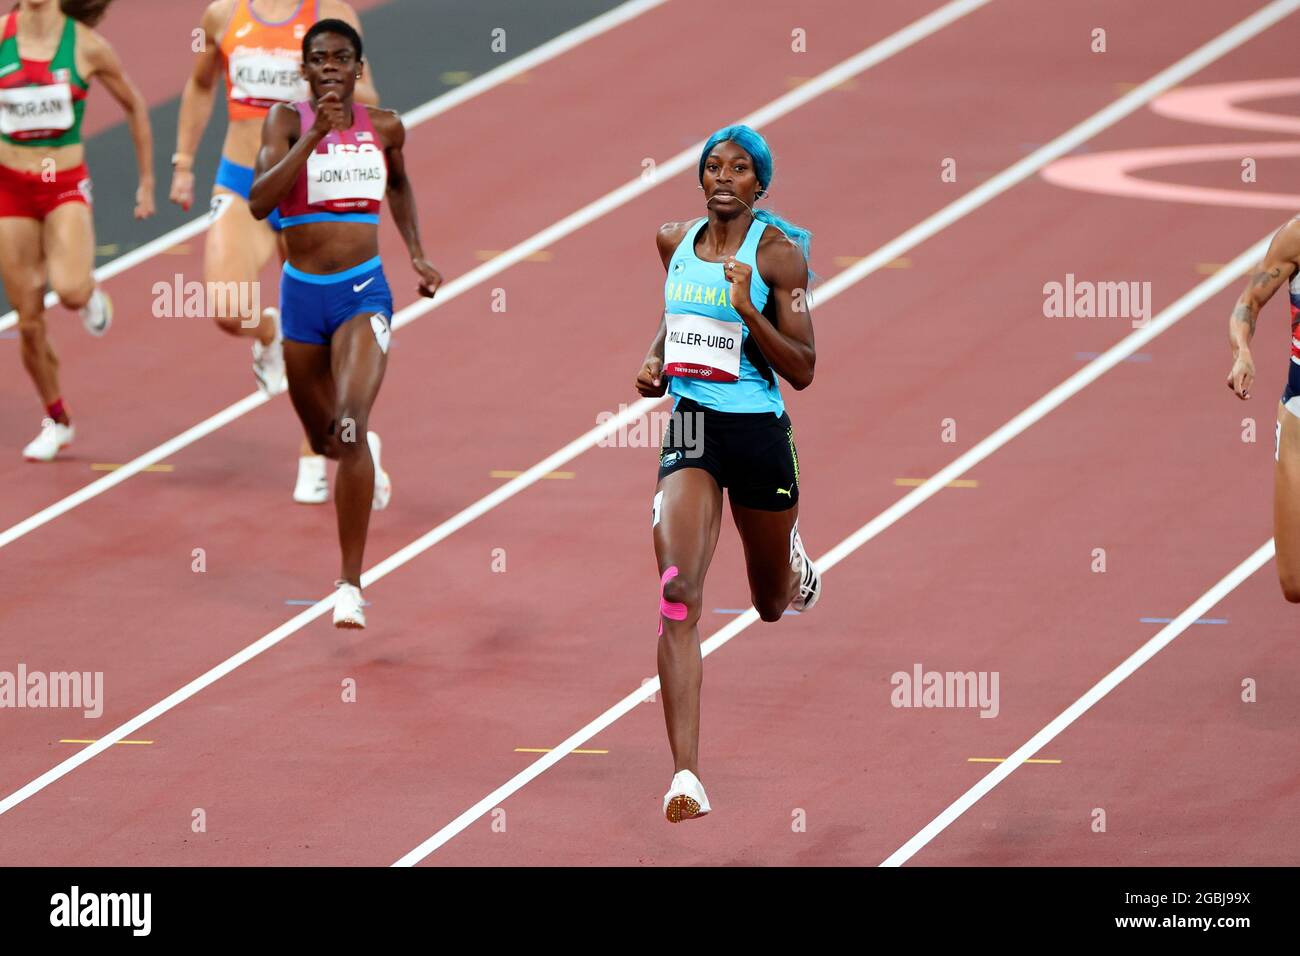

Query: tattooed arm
[{"left": 1227, "top": 221, "right": 1300, "bottom": 400}]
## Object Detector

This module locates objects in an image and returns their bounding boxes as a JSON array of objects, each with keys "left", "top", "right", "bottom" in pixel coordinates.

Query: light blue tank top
[{"left": 664, "top": 217, "right": 783, "bottom": 416}]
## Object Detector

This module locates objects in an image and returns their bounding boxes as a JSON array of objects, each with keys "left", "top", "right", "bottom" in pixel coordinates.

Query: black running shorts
[{"left": 656, "top": 397, "right": 800, "bottom": 511}]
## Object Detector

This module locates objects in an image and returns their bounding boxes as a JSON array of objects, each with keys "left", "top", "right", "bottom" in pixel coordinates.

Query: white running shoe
[
  {"left": 251, "top": 307, "right": 288, "bottom": 396},
  {"left": 293, "top": 454, "right": 328, "bottom": 504},
  {"left": 663, "top": 770, "right": 711, "bottom": 823},
  {"left": 80, "top": 288, "right": 112, "bottom": 337},
  {"left": 789, "top": 521, "right": 821, "bottom": 612},
  {"left": 23, "top": 418, "right": 75, "bottom": 462},
  {"left": 367, "top": 430, "right": 391, "bottom": 511},
  {"left": 332, "top": 580, "right": 366, "bottom": 629}
]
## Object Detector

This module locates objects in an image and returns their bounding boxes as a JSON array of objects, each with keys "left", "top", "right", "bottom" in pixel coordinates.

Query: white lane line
[
  {"left": 881, "top": 539, "right": 1276, "bottom": 867},
  {"left": 813, "top": 0, "right": 1300, "bottom": 297},
  {"left": 0, "top": 0, "right": 994, "bottom": 821},
  {"left": 815, "top": 235, "right": 1270, "bottom": 569},
  {"left": 393, "top": 0, "right": 994, "bottom": 336},
  {"left": 0, "top": 0, "right": 992, "bottom": 551},
  {"left": 0, "top": 394, "right": 268, "bottom": 549},
  {"left": 0, "top": 217, "right": 216, "bottom": 335},
  {"left": 0, "top": 0, "right": 672, "bottom": 334},
  {"left": 389, "top": 227, "right": 1270, "bottom": 865},
  {"left": 400, "top": 0, "right": 670, "bottom": 128},
  {"left": 0, "top": 399, "right": 653, "bottom": 819}
]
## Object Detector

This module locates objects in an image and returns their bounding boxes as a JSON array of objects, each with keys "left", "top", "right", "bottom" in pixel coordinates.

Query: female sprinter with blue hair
[{"left": 635, "top": 124, "right": 821, "bottom": 822}]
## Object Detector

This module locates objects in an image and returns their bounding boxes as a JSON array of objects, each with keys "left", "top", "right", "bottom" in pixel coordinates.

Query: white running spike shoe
[
  {"left": 663, "top": 770, "right": 711, "bottom": 823},
  {"left": 368, "top": 430, "right": 391, "bottom": 511},
  {"left": 332, "top": 580, "right": 366, "bottom": 629},
  {"left": 23, "top": 418, "right": 75, "bottom": 462},
  {"left": 293, "top": 454, "right": 328, "bottom": 504},
  {"left": 251, "top": 307, "right": 288, "bottom": 395},
  {"left": 80, "top": 288, "right": 112, "bottom": 337},
  {"left": 789, "top": 521, "right": 821, "bottom": 612}
]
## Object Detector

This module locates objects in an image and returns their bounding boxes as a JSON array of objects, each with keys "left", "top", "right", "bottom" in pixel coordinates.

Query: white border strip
[
  {"left": 0, "top": 0, "right": 993, "bottom": 818},
  {"left": 0, "top": 0, "right": 993, "bottom": 551},
  {"left": 0, "top": 0, "right": 673, "bottom": 334},
  {"left": 880, "top": 539, "right": 1276, "bottom": 866}
]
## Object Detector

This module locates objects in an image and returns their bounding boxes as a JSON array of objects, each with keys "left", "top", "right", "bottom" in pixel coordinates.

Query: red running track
[{"left": 0, "top": 0, "right": 1295, "bottom": 866}]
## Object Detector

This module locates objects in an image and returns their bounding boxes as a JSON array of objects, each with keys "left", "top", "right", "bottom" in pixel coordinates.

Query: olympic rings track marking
[
  {"left": 881, "top": 538, "right": 1276, "bottom": 866},
  {"left": 0, "top": 0, "right": 995, "bottom": 818},
  {"left": 390, "top": 0, "right": 1300, "bottom": 864},
  {"left": 0, "top": 0, "right": 672, "bottom": 336},
  {"left": 0, "top": 0, "right": 991, "bottom": 554}
]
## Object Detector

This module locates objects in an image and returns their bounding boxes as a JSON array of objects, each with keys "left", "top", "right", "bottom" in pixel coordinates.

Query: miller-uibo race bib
[
  {"left": 664, "top": 312, "right": 742, "bottom": 382},
  {"left": 228, "top": 50, "right": 307, "bottom": 108},
  {"left": 0, "top": 82, "right": 73, "bottom": 138},
  {"left": 306, "top": 143, "right": 387, "bottom": 208}
]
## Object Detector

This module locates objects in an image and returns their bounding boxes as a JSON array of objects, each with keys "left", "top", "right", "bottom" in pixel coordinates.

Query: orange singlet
[{"left": 219, "top": 0, "right": 318, "bottom": 122}]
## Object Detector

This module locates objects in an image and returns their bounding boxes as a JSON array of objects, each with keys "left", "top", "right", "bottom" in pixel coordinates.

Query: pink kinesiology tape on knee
[{"left": 658, "top": 566, "right": 689, "bottom": 636}]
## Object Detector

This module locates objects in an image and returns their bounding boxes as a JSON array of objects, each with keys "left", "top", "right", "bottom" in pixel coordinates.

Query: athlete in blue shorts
[
  {"left": 170, "top": 0, "right": 379, "bottom": 502},
  {"left": 250, "top": 20, "right": 441, "bottom": 628}
]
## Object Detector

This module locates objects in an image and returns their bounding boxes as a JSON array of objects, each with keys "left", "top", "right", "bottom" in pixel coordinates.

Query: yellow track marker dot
[
  {"left": 91, "top": 463, "right": 174, "bottom": 473},
  {"left": 474, "top": 249, "right": 552, "bottom": 262},
  {"left": 967, "top": 757, "right": 1061, "bottom": 764},
  {"left": 894, "top": 477, "right": 978, "bottom": 488},
  {"left": 834, "top": 255, "right": 910, "bottom": 269},
  {"left": 95, "top": 244, "right": 119, "bottom": 256},
  {"left": 514, "top": 747, "right": 607, "bottom": 755},
  {"left": 490, "top": 469, "right": 573, "bottom": 480},
  {"left": 1113, "top": 82, "right": 1141, "bottom": 94},
  {"left": 441, "top": 70, "right": 473, "bottom": 85},
  {"left": 60, "top": 739, "right": 154, "bottom": 746},
  {"left": 162, "top": 243, "right": 191, "bottom": 255}
]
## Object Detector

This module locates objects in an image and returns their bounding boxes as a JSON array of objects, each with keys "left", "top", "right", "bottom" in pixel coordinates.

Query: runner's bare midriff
[
  {"left": 220, "top": 116, "right": 268, "bottom": 170},
  {"left": 281, "top": 219, "right": 379, "bottom": 274},
  {"left": 0, "top": 139, "right": 82, "bottom": 174}
]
